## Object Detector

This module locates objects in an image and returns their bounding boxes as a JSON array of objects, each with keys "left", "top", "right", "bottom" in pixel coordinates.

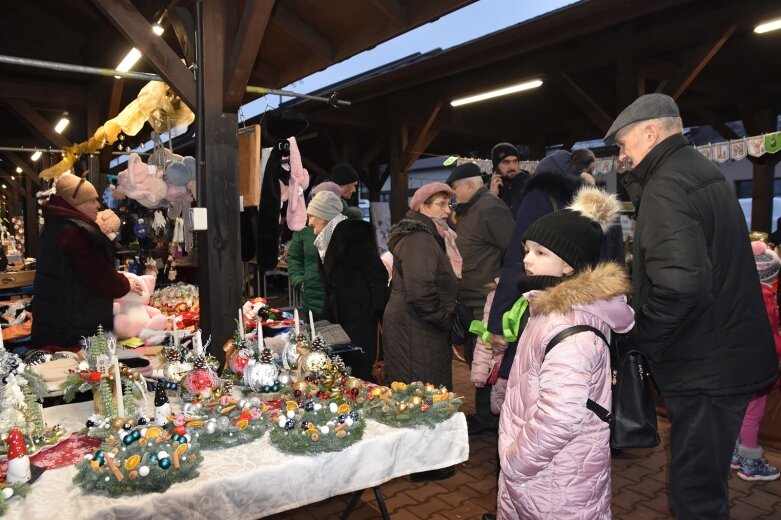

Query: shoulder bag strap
[
  {"left": 543, "top": 324, "right": 614, "bottom": 424},
  {"left": 375, "top": 322, "right": 383, "bottom": 363}
]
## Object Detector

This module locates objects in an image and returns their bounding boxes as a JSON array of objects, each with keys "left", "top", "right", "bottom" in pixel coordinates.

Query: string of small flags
[{"left": 446, "top": 131, "right": 781, "bottom": 176}]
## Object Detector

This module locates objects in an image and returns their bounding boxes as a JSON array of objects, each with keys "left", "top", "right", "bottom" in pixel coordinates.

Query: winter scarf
[
  {"left": 313, "top": 214, "right": 347, "bottom": 260},
  {"left": 431, "top": 217, "right": 463, "bottom": 278}
]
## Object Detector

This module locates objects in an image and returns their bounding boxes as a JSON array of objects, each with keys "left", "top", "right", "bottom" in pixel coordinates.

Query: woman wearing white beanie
[{"left": 307, "top": 191, "right": 388, "bottom": 381}]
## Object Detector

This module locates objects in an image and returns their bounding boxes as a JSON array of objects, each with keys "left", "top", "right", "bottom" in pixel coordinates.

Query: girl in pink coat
[{"left": 497, "top": 187, "right": 634, "bottom": 519}]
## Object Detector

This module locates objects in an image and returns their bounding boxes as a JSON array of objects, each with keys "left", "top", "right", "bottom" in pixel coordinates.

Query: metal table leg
[{"left": 340, "top": 486, "right": 391, "bottom": 520}]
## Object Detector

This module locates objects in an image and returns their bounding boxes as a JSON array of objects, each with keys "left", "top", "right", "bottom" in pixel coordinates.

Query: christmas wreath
[
  {"left": 0, "top": 482, "right": 31, "bottom": 516},
  {"left": 73, "top": 424, "right": 203, "bottom": 495},
  {"left": 180, "top": 396, "right": 271, "bottom": 451},
  {"left": 269, "top": 400, "right": 364, "bottom": 455},
  {"left": 363, "top": 382, "right": 463, "bottom": 429}
]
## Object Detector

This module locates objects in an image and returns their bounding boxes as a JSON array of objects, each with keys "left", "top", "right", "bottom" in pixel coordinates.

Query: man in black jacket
[
  {"left": 488, "top": 142, "right": 529, "bottom": 219},
  {"left": 605, "top": 94, "right": 777, "bottom": 520}
]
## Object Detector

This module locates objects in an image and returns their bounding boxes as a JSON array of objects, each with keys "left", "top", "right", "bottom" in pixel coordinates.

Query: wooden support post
[
  {"left": 24, "top": 175, "right": 39, "bottom": 258},
  {"left": 389, "top": 122, "right": 406, "bottom": 223},
  {"left": 196, "top": 0, "right": 243, "bottom": 371}
]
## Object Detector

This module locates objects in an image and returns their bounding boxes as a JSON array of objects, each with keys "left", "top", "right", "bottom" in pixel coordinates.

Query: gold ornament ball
[
  {"left": 410, "top": 396, "right": 423, "bottom": 405},
  {"left": 398, "top": 403, "right": 408, "bottom": 411},
  {"left": 111, "top": 418, "right": 125, "bottom": 430}
]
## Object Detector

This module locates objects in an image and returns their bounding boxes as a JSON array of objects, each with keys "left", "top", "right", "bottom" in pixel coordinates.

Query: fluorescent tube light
[
  {"left": 451, "top": 79, "right": 543, "bottom": 107},
  {"left": 116, "top": 48, "right": 142, "bottom": 72},
  {"left": 152, "top": 24, "right": 165, "bottom": 36},
  {"left": 30, "top": 151, "right": 42, "bottom": 161},
  {"left": 755, "top": 18, "right": 781, "bottom": 34},
  {"left": 54, "top": 117, "right": 70, "bottom": 134}
]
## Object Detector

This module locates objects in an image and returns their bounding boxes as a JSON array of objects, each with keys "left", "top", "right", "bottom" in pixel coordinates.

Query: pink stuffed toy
[
  {"left": 96, "top": 209, "right": 121, "bottom": 240},
  {"left": 117, "top": 153, "right": 168, "bottom": 209},
  {"left": 113, "top": 272, "right": 168, "bottom": 340},
  {"left": 280, "top": 136, "right": 309, "bottom": 231}
]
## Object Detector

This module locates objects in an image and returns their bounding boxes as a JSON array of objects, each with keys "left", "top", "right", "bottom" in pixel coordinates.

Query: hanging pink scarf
[{"left": 431, "top": 217, "right": 462, "bottom": 278}]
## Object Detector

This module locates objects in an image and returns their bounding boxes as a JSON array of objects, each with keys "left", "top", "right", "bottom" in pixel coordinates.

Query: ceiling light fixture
[
  {"left": 54, "top": 116, "right": 70, "bottom": 134},
  {"left": 755, "top": 17, "right": 781, "bottom": 33},
  {"left": 152, "top": 24, "right": 164, "bottom": 36},
  {"left": 15, "top": 167, "right": 21, "bottom": 173},
  {"left": 10, "top": 176, "right": 14, "bottom": 181},
  {"left": 30, "top": 151, "right": 42, "bottom": 161},
  {"left": 451, "top": 79, "right": 543, "bottom": 107},
  {"left": 116, "top": 48, "right": 142, "bottom": 73}
]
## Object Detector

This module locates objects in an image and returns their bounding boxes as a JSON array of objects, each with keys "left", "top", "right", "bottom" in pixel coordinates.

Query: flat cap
[
  {"left": 445, "top": 162, "right": 483, "bottom": 186},
  {"left": 604, "top": 93, "right": 680, "bottom": 145}
]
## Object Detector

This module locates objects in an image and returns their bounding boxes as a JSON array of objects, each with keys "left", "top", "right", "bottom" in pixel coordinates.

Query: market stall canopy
[
  {"left": 267, "top": 0, "right": 781, "bottom": 168},
  {"left": 0, "top": 0, "right": 476, "bottom": 180}
]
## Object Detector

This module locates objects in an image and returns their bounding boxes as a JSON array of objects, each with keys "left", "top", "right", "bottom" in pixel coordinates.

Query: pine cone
[
  {"left": 260, "top": 347, "right": 273, "bottom": 364},
  {"left": 164, "top": 347, "right": 182, "bottom": 362},
  {"left": 222, "top": 379, "right": 233, "bottom": 395},
  {"left": 311, "top": 337, "right": 326, "bottom": 352},
  {"left": 192, "top": 355, "right": 206, "bottom": 370}
]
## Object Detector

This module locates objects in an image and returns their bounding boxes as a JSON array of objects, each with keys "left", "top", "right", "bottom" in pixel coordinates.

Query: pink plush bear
[
  {"left": 113, "top": 272, "right": 168, "bottom": 339},
  {"left": 96, "top": 209, "right": 120, "bottom": 240},
  {"left": 117, "top": 153, "right": 168, "bottom": 209}
]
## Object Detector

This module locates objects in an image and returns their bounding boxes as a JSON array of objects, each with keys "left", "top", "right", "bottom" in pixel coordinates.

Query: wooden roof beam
[
  {"left": 224, "top": 0, "right": 276, "bottom": 111},
  {"left": 661, "top": 24, "right": 736, "bottom": 100},
  {"left": 92, "top": 0, "right": 196, "bottom": 109},
  {"left": 402, "top": 102, "right": 443, "bottom": 172},
  {"left": 0, "top": 81, "right": 86, "bottom": 110},
  {"left": 5, "top": 152, "right": 40, "bottom": 185},
  {"left": 0, "top": 169, "right": 27, "bottom": 197},
  {"left": 552, "top": 72, "right": 613, "bottom": 133},
  {"left": 5, "top": 99, "right": 71, "bottom": 150},
  {"left": 273, "top": 3, "right": 334, "bottom": 62},
  {"left": 369, "top": 0, "right": 407, "bottom": 28}
]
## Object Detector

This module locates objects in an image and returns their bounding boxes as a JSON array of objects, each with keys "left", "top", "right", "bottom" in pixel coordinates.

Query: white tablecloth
[{"left": 5, "top": 401, "right": 469, "bottom": 520}]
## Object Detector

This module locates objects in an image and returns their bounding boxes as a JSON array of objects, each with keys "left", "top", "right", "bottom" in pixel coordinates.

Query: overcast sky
[{"left": 242, "top": 0, "right": 576, "bottom": 119}]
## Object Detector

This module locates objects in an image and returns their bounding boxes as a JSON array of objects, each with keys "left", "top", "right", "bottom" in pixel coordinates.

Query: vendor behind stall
[{"left": 31, "top": 173, "right": 143, "bottom": 350}]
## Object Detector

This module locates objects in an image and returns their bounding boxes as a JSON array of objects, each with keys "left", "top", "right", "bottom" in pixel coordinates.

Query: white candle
[
  {"left": 257, "top": 322, "right": 264, "bottom": 352},
  {"left": 309, "top": 310, "right": 316, "bottom": 339},
  {"left": 238, "top": 308, "right": 245, "bottom": 339},
  {"left": 113, "top": 354, "right": 125, "bottom": 419},
  {"left": 193, "top": 330, "right": 203, "bottom": 357},
  {"left": 172, "top": 315, "right": 179, "bottom": 348},
  {"left": 0, "top": 321, "right": 4, "bottom": 351},
  {"left": 294, "top": 308, "right": 300, "bottom": 336}
]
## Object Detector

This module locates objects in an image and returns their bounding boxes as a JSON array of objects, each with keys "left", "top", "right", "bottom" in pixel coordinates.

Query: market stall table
[{"left": 5, "top": 400, "right": 468, "bottom": 520}]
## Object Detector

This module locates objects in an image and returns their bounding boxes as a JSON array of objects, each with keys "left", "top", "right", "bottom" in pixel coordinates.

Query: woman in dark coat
[
  {"left": 32, "top": 173, "right": 144, "bottom": 350},
  {"left": 383, "top": 183, "right": 459, "bottom": 389},
  {"left": 307, "top": 191, "right": 388, "bottom": 381}
]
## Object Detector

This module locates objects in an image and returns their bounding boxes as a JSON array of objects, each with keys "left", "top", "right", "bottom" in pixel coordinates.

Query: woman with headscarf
[
  {"left": 306, "top": 191, "right": 388, "bottom": 381},
  {"left": 382, "top": 182, "right": 460, "bottom": 389},
  {"left": 32, "top": 173, "right": 144, "bottom": 350},
  {"left": 287, "top": 182, "right": 345, "bottom": 320}
]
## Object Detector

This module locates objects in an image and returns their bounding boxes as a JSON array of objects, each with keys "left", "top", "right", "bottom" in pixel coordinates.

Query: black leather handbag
[
  {"left": 544, "top": 325, "right": 660, "bottom": 450},
  {"left": 448, "top": 300, "right": 474, "bottom": 345}
]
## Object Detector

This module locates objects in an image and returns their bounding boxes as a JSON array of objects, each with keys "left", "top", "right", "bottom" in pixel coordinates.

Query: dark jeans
[
  {"left": 465, "top": 306, "right": 499, "bottom": 429},
  {"left": 664, "top": 393, "right": 752, "bottom": 520}
]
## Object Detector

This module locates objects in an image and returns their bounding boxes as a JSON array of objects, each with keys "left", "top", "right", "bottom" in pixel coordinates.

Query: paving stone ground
[{"left": 264, "top": 356, "right": 781, "bottom": 520}]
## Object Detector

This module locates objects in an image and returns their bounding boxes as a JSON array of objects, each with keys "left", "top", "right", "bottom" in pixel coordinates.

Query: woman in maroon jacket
[{"left": 32, "top": 173, "right": 143, "bottom": 350}]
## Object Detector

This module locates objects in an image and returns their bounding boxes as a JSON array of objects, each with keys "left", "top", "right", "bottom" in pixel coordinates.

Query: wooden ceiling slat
[
  {"left": 224, "top": 0, "right": 276, "bottom": 111},
  {"left": 5, "top": 99, "right": 71, "bottom": 150},
  {"left": 665, "top": 24, "right": 736, "bottom": 100},
  {"left": 91, "top": 0, "right": 196, "bottom": 109},
  {"left": 369, "top": 0, "right": 407, "bottom": 28},
  {"left": 273, "top": 3, "right": 334, "bottom": 62}
]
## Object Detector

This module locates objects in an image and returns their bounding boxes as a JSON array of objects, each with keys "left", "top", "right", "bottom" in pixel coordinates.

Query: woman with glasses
[
  {"left": 382, "top": 182, "right": 461, "bottom": 481},
  {"left": 383, "top": 182, "right": 460, "bottom": 390}
]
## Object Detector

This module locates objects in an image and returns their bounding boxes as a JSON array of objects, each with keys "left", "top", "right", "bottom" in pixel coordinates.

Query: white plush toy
[{"left": 113, "top": 272, "right": 168, "bottom": 340}]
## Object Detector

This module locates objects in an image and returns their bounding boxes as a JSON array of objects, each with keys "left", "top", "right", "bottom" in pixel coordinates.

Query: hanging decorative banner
[
  {"left": 747, "top": 136, "right": 765, "bottom": 157},
  {"left": 729, "top": 139, "right": 747, "bottom": 161},
  {"left": 697, "top": 144, "right": 713, "bottom": 160},
  {"left": 765, "top": 132, "right": 781, "bottom": 154},
  {"left": 712, "top": 142, "right": 729, "bottom": 163}
]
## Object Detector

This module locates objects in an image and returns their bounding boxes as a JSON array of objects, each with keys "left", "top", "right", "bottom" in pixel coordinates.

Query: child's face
[{"left": 523, "top": 240, "right": 573, "bottom": 277}]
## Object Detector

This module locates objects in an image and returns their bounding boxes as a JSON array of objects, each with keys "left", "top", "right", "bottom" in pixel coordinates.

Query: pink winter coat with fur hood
[{"left": 497, "top": 263, "right": 634, "bottom": 520}]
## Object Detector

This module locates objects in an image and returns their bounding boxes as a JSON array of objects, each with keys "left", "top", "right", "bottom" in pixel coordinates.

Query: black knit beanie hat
[
  {"left": 491, "top": 142, "right": 520, "bottom": 171},
  {"left": 330, "top": 163, "right": 359, "bottom": 186},
  {"left": 523, "top": 187, "right": 620, "bottom": 270}
]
